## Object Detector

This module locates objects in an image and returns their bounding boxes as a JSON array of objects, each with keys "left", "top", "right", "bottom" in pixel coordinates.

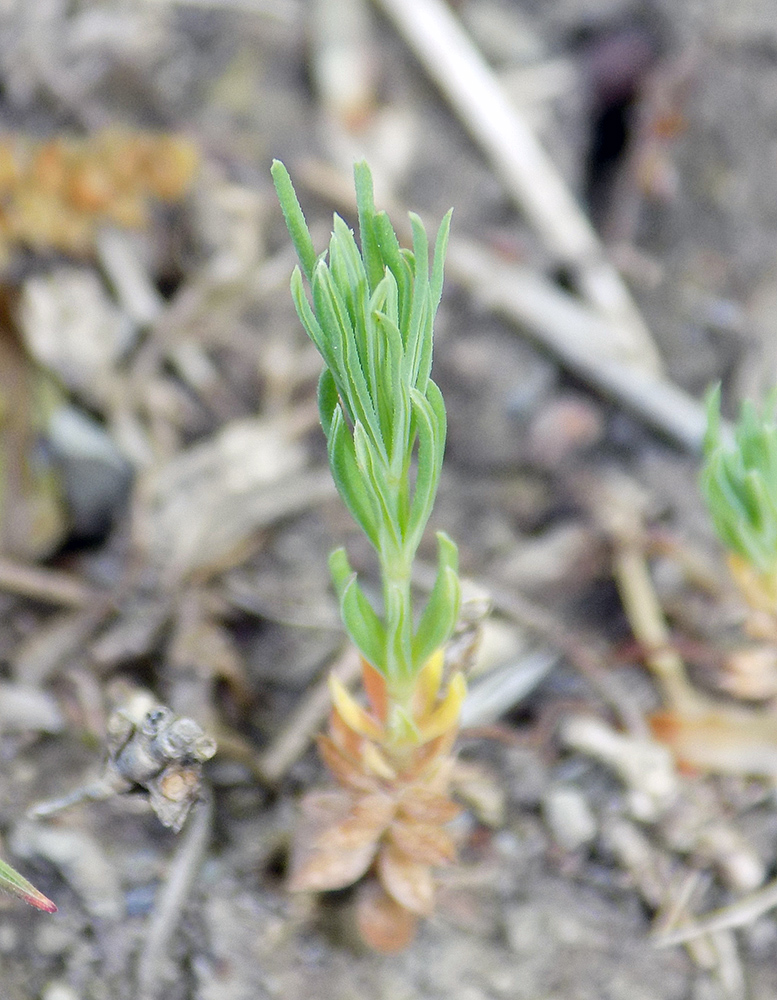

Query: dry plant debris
[
  {"left": 0, "top": 129, "right": 198, "bottom": 261},
  {"left": 4, "top": 1, "right": 777, "bottom": 997},
  {"left": 30, "top": 687, "right": 217, "bottom": 833}
]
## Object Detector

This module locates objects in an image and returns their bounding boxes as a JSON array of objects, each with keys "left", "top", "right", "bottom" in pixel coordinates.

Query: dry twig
[
  {"left": 0, "top": 556, "right": 94, "bottom": 607},
  {"left": 136, "top": 792, "right": 214, "bottom": 1000},
  {"left": 654, "top": 874, "right": 777, "bottom": 949}
]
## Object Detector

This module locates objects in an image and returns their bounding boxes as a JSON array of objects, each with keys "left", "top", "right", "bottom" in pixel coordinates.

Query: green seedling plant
[
  {"left": 646, "top": 386, "right": 777, "bottom": 774},
  {"left": 702, "top": 384, "right": 777, "bottom": 620},
  {"left": 272, "top": 160, "right": 466, "bottom": 951}
]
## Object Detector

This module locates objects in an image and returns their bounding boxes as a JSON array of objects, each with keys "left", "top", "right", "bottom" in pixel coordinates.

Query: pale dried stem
[
  {"left": 0, "top": 557, "right": 94, "bottom": 608},
  {"left": 136, "top": 791, "right": 213, "bottom": 1000},
  {"left": 612, "top": 542, "right": 699, "bottom": 712}
]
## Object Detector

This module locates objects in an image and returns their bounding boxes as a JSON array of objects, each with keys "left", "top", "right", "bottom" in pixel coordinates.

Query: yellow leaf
[
  {"left": 414, "top": 648, "right": 444, "bottom": 718},
  {"left": 329, "top": 674, "right": 383, "bottom": 741},
  {"left": 417, "top": 673, "right": 466, "bottom": 743}
]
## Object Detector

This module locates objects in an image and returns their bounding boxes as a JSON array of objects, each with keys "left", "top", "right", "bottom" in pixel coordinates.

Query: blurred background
[{"left": 1, "top": 1, "right": 777, "bottom": 998}]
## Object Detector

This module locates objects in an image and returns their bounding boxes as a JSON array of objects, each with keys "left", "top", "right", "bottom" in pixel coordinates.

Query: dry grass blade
[{"left": 653, "top": 874, "right": 777, "bottom": 949}]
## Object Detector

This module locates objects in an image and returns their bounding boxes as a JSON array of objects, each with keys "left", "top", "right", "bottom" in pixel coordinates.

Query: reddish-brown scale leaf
[
  {"left": 377, "top": 844, "right": 435, "bottom": 916},
  {"left": 362, "top": 659, "right": 388, "bottom": 723},
  {"left": 288, "top": 790, "right": 379, "bottom": 891},
  {"left": 321, "top": 792, "right": 396, "bottom": 851},
  {"left": 388, "top": 820, "right": 457, "bottom": 866},
  {"left": 356, "top": 879, "right": 418, "bottom": 954},
  {"left": 398, "top": 790, "right": 462, "bottom": 825},
  {"left": 317, "top": 735, "right": 377, "bottom": 793}
]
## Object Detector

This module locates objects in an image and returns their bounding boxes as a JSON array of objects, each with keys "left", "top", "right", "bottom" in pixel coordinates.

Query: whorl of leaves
[
  {"left": 272, "top": 160, "right": 459, "bottom": 684},
  {"left": 702, "top": 384, "right": 777, "bottom": 574}
]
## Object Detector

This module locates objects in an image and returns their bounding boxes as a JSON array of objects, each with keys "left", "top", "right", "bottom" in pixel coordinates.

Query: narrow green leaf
[
  {"left": 404, "top": 213, "right": 430, "bottom": 369},
  {"left": 354, "top": 161, "right": 384, "bottom": 292},
  {"left": 406, "top": 382, "right": 446, "bottom": 551},
  {"left": 329, "top": 215, "right": 368, "bottom": 330},
  {"left": 317, "top": 367, "right": 339, "bottom": 438},
  {"left": 412, "top": 299, "right": 433, "bottom": 393},
  {"left": 366, "top": 271, "right": 400, "bottom": 416},
  {"left": 353, "top": 423, "right": 401, "bottom": 552},
  {"left": 385, "top": 579, "right": 412, "bottom": 681},
  {"left": 373, "top": 211, "right": 407, "bottom": 301},
  {"left": 412, "top": 531, "right": 460, "bottom": 667},
  {"left": 290, "top": 268, "right": 340, "bottom": 379},
  {"left": 430, "top": 209, "right": 453, "bottom": 313},
  {"left": 0, "top": 858, "right": 56, "bottom": 913},
  {"left": 271, "top": 160, "right": 317, "bottom": 284},
  {"left": 313, "top": 266, "right": 385, "bottom": 459},
  {"left": 328, "top": 411, "right": 380, "bottom": 549},
  {"left": 702, "top": 383, "right": 722, "bottom": 457},
  {"left": 329, "top": 549, "right": 387, "bottom": 671}
]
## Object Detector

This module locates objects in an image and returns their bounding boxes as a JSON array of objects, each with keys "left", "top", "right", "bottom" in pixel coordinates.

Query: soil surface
[{"left": 2, "top": 1, "right": 777, "bottom": 999}]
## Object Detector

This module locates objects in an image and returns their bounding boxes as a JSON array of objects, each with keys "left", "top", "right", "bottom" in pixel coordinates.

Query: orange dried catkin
[{"left": 0, "top": 129, "right": 199, "bottom": 261}]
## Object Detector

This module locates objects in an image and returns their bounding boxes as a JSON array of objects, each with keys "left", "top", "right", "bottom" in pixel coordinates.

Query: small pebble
[
  {"left": 0, "top": 923, "right": 17, "bottom": 953},
  {"left": 41, "top": 984, "right": 79, "bottom": 1000},
  {"left": 527, "top": 393, "right": 604, "bottom": 468},
  {"left": 35, "top": 921, "right": 75, "bottom": 957},
  {"left": 542, "top": 785, "right": 597, "bottom": 852}
]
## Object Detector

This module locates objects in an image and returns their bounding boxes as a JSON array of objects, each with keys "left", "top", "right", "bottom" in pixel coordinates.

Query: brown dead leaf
[
  {"left": 288, "top": 789, "right": 380, "bottom": 892},
  {"left": 388, "top": 820, "right": 457, "bottom": 867},
  {"left": 356, "top": 879, "right": 418, "bottom": 954},
  {"left": 377, "top": 844, "right": 435, "bottom": 916}
]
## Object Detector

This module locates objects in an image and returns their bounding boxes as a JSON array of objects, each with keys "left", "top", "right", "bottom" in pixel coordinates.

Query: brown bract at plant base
[
  {"left": 289, "top": 653, "right": 463, "bottom": 951},
  {"left": 273, "top": 159, "right": 470, "bottom": 951}
]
